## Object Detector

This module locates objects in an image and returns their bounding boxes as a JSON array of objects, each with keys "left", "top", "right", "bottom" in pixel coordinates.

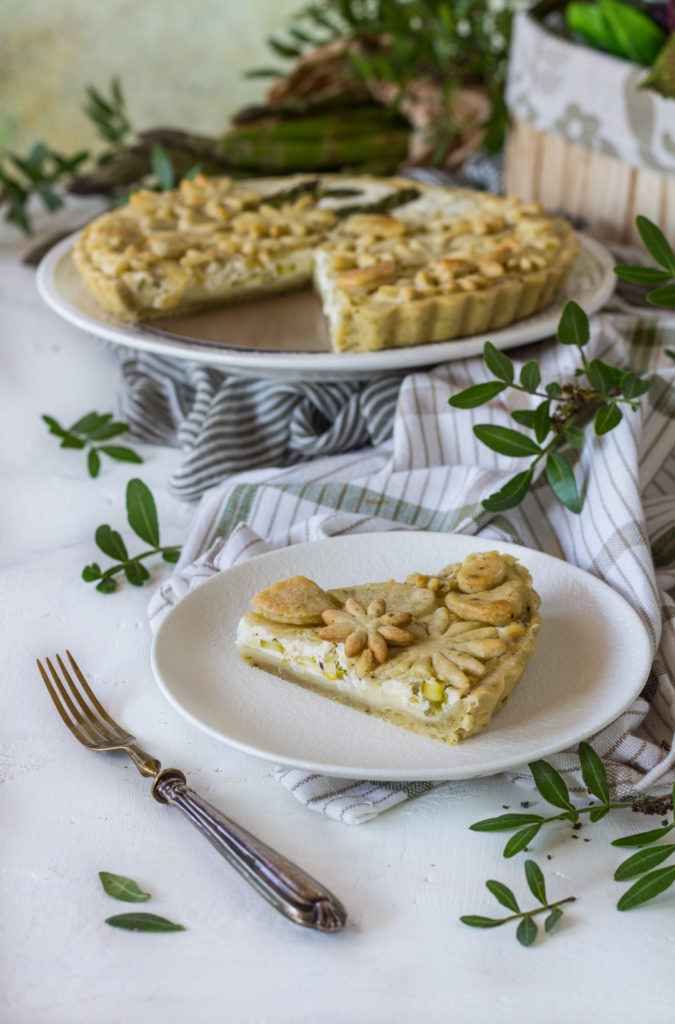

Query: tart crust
[
  {"left": 236, "top": 551, "right": 541, "bottom": 745},
  {"left": 72, "top": 173, "right": 579, "bottom": 353}
]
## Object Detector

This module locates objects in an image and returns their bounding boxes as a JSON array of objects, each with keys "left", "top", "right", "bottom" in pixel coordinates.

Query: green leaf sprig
[
  {"left": 99, "top": 871, "right": 185, "bottom": 931},
  {"left": 42, "top": 411, "right": 143, "bottom": 477},
  {"left": 82, "top": 478, "right": 180, "bottom": 593},
  {"left": 470, "top": 742, "right": 633, "bottom": 857},
  {"left": 614, "top": 215, "right": 675, "bottom": 310},
  {"left": 0, "top": 142, "right": 89, "bottom": 233},
  {"left": 84, "top": 78, "right": 133, "bottom": 155},
  {"left": 449, "top": 300, "right": 650, "bottom": 514},
  {"left": 1, "top": 79, "right": 132, "bottom": 234},
  {"left": 612, "top": 782, "right": 675, "bottom": 911},
  {"left": 461, "top": 859, "right": 575, "bottom": 946}
]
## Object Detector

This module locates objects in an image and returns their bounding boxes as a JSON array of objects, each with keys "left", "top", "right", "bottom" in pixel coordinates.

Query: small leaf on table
[
  {"left": 486, "top": 879, "right": 520, "bottom": 913},
  {"left": 105, "top": 912, "right": 185, "bottom": 932},
  {"left": 578, "top": 741, "right": 610, "bottom": 803},
  {"left": 99, "top": 871, "right": 151, "bottom": 902},
  {"left": 459, "top": 915, "right": 504, "bottom": 929},
  {"left": 126, "top": 478, "right": 160, "bottom": 546},
  {"left": 614, "top": 845, "right": 675, "bottom": 882},
  {"left": 529, "top": 760, "right": 576, "bottom": 814},
  {"left": 504, "top": 824, "right": 542, "bottom": 858},
  {"left": 470, "top": 813, "right": 545, "bottom": 833},
  {"left": 524, "top": 860, "right": 547, "bottom": 905},
  {"left": 516, "top": 916, "right": 538, "bottom": 947},
  {"left": 95, "top": 524, "right": 129, "bottom": 561},
  {"left": 99, "top": 445, "right": 143, "bottom": 464},
  {"left": 616, "top": 865, "right": 675, "bottom": 911},
  {"left": 612, "top": 823, "right": 675, "bottom": 848}
]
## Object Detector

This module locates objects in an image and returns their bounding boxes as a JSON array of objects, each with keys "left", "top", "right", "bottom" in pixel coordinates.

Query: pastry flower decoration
[
  {"left": 385, "top": 607, "right": 524, "bottom": 697},
  {"left": 317, "top": 597, "right": 415, "bottom": 673}
]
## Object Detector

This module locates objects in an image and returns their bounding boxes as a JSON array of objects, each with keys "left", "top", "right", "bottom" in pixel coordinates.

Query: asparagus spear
[{"left": 332, "top": 186, "right": 421, "bottom": 218}]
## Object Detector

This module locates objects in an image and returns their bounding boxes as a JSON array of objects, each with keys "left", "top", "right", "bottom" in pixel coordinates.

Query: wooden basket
[{"left": 504, "top": 12, "right": 675, "bottom": 247}]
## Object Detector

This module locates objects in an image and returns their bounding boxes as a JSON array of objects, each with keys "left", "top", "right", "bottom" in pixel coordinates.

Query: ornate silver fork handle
[
  {"left": 152, "top": 768, "right": 347, "bottom": 931},
  {"left": 37, "top": 652, "right": 347, "bottom": 934}
]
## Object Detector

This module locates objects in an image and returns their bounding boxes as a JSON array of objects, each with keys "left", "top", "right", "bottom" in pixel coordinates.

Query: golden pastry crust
[
  {"left": 236, "top": 550, "right": 541, "bottom": 745},
  {"left": 73, "top": 173, "right": 579, "bottom": 353}
]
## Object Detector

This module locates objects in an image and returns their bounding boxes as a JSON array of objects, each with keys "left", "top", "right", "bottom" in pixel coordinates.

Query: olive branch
[{"left": 449, "top": 214, "right": 675, "bottom": 515}]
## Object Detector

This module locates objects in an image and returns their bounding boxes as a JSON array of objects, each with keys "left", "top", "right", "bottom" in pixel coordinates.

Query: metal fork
[{"left": 36, "top": 651, "right": 347, "bottom": 932}]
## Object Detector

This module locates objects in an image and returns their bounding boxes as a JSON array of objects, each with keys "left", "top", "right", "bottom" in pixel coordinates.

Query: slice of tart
[
  {"left": 236, "top": 550, "right": 541, "bottom": 745},
  {"left": 72, "top": 172, "right": 579, "bottom": 352}
]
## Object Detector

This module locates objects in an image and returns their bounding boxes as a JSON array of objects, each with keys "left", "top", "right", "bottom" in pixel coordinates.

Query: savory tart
[
  {"left": 72, "top": 172, "right": 579, "bottom": 353},
  {"left": 236, "top": 550, "right": 541, "bottom": 745}
]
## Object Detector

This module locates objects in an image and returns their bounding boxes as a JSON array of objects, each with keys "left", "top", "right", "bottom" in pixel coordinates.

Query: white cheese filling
[{"left": 236, "top": 617, "right": 462, "bottom": 722}]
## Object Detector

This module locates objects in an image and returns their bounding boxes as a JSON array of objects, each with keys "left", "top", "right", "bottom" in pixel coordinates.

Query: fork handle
[{"left": 151, "top": 768, "right": 347, "bottom": 932}]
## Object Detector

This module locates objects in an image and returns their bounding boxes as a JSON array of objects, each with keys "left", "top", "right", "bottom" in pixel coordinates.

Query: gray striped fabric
[
  {"left": 115, "top": 239, "right": 652, "bottom": 505},
  {"left": 147, "top": 307, "right": 675, "bottom": 824},
  {"left": 117, "top": 350, "right": 406, "bottom": 502}
]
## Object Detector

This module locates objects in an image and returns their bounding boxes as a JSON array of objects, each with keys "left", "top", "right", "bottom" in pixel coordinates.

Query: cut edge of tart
[
  {"left": 72, "top": 172, "right": 579, "bottom": 353},
  {"left": 235, "top": 551, "right": 541, "bottom": 746}
]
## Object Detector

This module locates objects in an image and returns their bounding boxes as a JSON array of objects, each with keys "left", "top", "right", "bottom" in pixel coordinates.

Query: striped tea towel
[
  {"left": 148, "top": 310, "right": 675, "bottom": 823},
  {"left": 116, "top": 240, "right": 655, "bottom": 504},
  {"left": 117, "top": 352, "right": 406, "bottom": 502}
]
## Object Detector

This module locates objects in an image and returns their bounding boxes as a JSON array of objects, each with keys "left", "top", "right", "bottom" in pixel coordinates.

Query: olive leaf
[
  {"left": 481, "top": 470, "right": 534, "bottom": 513},
  {"left": 448, "top": 381, "right": 508, "bottom": 409},
  {"left": 594, "top": 403, "right": 622, "bottom": 436},
  {"left": 485, "top": 880, "right": 520, "bottom": 913},
  {"left": 636, "top": 215, "right": 675, "bottom": 274},
  {"left": 472, "top": 425, "right": 542, "bottom": 458},
  {"left": 578, "top": 741, "right": 610, "bottom": 804},
  {"left": 483, "top": 342, "right": 514, "bottom": 383},
  {"left": 613, "top": 845, "right": 675, "bottom": 882},
  {"left": 524, "top": 860, "right": 547, "bottom": 905},
  {"left": 99, "top": 871, "right": 151, "bottom": 903},
  {"left": 546, "top": 451, "right": 581, "bottom": 514},
  {"left": 616, "top": 866, "right": 675, "bottom": 911},
  {"left": 503, "top": 824, "right": 543, "bottom": 859},
  {"left": 105, "top": 912, "right": 185, "bottom": 932},
  {"left": 126, "top": 478, "right": 160, "bottom": 547},
  {"left": 612, "top": 822, "right": 675, "bottom": 848}
]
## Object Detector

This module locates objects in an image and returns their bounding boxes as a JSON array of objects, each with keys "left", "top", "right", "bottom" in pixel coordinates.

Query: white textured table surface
[{"left": 1, "top": 213, "right": 674, "bottom": 1024}]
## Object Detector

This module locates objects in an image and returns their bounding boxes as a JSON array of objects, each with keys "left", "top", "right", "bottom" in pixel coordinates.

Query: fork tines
[{"left": 36, "top": 650, "right": 126, "bottom": 748}]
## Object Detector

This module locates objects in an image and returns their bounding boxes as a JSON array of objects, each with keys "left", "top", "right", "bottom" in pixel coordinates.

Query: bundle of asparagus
[{"left": 67, "top": 99, "right": 411, "bottom": 196}]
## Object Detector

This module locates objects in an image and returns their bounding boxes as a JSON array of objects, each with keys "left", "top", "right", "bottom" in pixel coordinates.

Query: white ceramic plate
[
  {"left": 150, "top": 532, "right": 652, "bottom": 780},
  {"left": 37, "top": 233, "right": 616, "bottom": 382}
]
